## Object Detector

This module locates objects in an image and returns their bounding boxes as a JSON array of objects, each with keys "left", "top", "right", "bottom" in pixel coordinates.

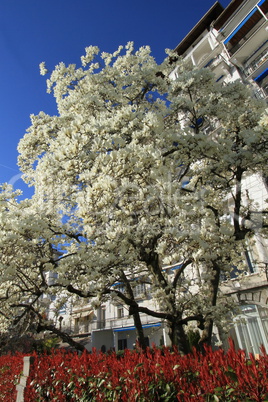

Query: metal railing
[{"left": 244, "top": 47, "right": 268, "bottom": 76}]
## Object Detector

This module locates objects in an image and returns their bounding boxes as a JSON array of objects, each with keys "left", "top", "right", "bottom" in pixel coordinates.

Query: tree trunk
[
  {"left": 169, "top": 320, "right": 191, "bottom": 355},
  {"left": 199, "top": 260, "right": 221, "bottom": 352},
  {"left": 119, "top": 270, "right": 148, "bottom": 351},
  {"left": 132, "top": 309, "right": 147, "bottom": 351},
  {"left": 198, "top": 318, "right": 213, "bottom": 352}
]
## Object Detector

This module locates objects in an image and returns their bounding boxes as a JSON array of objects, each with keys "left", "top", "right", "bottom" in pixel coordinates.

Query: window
[
  {"left": 244, "top": 239, "right": 257, "bottom": 273},
  {"left": 132, "top": 283, "right": 146, "bottom": 298},
  {"left": 117, "top": 306, "right": 124, "bottom": 318},
  {"left": 97, "top": 306, "right": 106, "bottom": 329},
  {"left": 118, "top": 339, "right": 127, "bottom": 350},
  {"left": 232, "top": 304, "right": 268, "bottom": 356},
  {"left": 58, "top": 303, "right": 67, "bottom": 314},
  {"left": 245, "top": 249, "right": 256, "bottom": 273}
]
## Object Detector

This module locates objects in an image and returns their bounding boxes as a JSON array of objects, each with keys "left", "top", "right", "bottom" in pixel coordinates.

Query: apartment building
[
  {"left": 173, "top": 0, "right": 267, "bottom": 98},
  {"left": 173, "top": 0, "right": 268, "bottom": 356},
  {"left": 61, "top": 273, "right": 174, "bottom": 352}
]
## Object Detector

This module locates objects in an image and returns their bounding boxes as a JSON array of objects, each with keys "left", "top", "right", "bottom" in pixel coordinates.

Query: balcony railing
[
  {"left": 244, "top": 47, "right": 268, "bottom": 76},
  {"left": 227, "top": 19, "right": 266, "bottom": 57},
  {"left": 253, "top": 87, "right": 267, "bottom": 99},
  {"left": 89, "top": 315, "right": 161, "bottom": 332},
  {"left": 73, "top": 323, "right": 90, "bottom": 334}
]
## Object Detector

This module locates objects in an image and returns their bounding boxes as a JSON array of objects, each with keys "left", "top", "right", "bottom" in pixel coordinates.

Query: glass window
[
  {"left": 232, "top": 304, "right": 268, "bottom": 355},
  {"left": 132, "top": 283, "right": 146, "bottom": 298},
  {"left": 118, "top": 339, "right": 127, "bottom": 350},
  {"left": 117, "top": 306, "right": 124, "bottom": 318}
]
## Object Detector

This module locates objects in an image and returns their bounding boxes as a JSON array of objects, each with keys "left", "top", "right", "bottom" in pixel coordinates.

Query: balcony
[
  {"left": 89, "top": 314, "right": 161, "bottom": 332},
  {"left": 223, "top": 0, "right": 268, "bottom": 60},
  {"left": 243, "top": 45, "right": 268, "bottom": 76},
  {"left": 253, "top": 83, "right": 268, "bottom": 99},
  {"left": 187, "top": 34, "right": 219, "bottom": 67},
  {"left": 74, "top": 322, "right": 90, "bottom": 334}
]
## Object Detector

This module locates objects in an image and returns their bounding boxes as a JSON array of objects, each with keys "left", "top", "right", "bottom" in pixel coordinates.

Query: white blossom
[{"left": 0, "top": 44, "right": 267, "bottom": 351}]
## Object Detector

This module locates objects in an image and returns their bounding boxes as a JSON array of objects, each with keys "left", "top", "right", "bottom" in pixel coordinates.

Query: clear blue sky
[{"left": 0, "top": 0, "right": 230, "bottom": 198}]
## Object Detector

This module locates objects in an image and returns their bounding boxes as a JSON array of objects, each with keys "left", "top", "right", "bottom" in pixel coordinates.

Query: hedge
[
  {"left": 0, "top": 353, "right": 24, "bottom": 402},
  {"left": 1, "top": 341, "right": 268, "bottom": 401}
]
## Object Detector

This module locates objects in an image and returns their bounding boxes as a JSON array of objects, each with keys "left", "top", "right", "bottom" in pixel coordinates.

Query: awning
[
  {"left": 113, "top": 323, "right": 161, "bottom": 332},
  {"left": 253, "top": 68, "right": 268, "bottom": 82},
  {"left": 224, "top": 7, "right": 258, "bottom": 45},
  {"left": 72, "top": 310, "right": 93, "bottom": 319}
]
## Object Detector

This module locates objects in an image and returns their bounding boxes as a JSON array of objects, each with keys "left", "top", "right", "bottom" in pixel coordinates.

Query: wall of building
[{"left": 173, "top": 0, "right": 268, "bottom": 355}]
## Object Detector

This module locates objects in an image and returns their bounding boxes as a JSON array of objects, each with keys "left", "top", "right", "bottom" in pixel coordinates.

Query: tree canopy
[{"left": 0, "top": 43, "right": 267, "bottom": 353}]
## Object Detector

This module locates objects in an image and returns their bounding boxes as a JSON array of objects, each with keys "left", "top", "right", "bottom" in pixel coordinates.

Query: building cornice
[{"left": 174, "top": 2, "right": 224, "bottom": 56}]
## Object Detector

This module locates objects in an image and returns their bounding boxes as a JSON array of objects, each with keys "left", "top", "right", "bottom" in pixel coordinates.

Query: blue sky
[{"left": 0, "top": 0, "right": 230, "bottom": 198}]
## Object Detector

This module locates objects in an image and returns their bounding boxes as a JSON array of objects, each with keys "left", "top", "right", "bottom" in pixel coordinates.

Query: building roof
[
  {"left": 174, "top": 2, "right": 224, "bottom": 56},
  {"left": 214, "top": 0, "right": 248, "bottom": 30},
  {"left": 174, "top": 0, "right": 249, "bottom": 56}
]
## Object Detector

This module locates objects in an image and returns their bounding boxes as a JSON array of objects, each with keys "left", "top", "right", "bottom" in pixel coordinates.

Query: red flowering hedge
[
  {"left": 0, "top": 353, "right": 24, "bottom": 402},
  {"left": 1, "top": 342, "right": 268, "bottom": 401}
]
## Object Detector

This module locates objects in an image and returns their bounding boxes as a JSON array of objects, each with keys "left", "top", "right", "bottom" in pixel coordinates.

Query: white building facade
[
  {"left": 173, "top": 0, "right": 268, "bottom": 356},
  {"left": 61, "top": 276, "right": 173, "bottom": 352}
]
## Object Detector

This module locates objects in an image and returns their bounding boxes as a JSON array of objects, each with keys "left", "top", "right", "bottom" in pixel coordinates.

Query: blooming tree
[{"left": 0, "top": 43, "right": 267, "bottom": 353}]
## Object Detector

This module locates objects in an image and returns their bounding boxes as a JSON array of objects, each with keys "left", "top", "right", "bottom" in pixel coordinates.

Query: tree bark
[
  {"left": 131, "top": 308, "right": 147, "bottom": 351},
  {"left": 119, "top": 270, "right": 147, "bottom": 351},
  {"left": 199, "top": 260, "right": 221, "bottom": 351},
  {"left": 169, "top": 320, "right": 191, "bottom": 355}
]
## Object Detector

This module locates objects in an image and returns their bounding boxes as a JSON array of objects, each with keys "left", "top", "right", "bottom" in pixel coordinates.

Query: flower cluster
[{"left": 0, "top": 42, "right": 267, "bottom": 352}]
